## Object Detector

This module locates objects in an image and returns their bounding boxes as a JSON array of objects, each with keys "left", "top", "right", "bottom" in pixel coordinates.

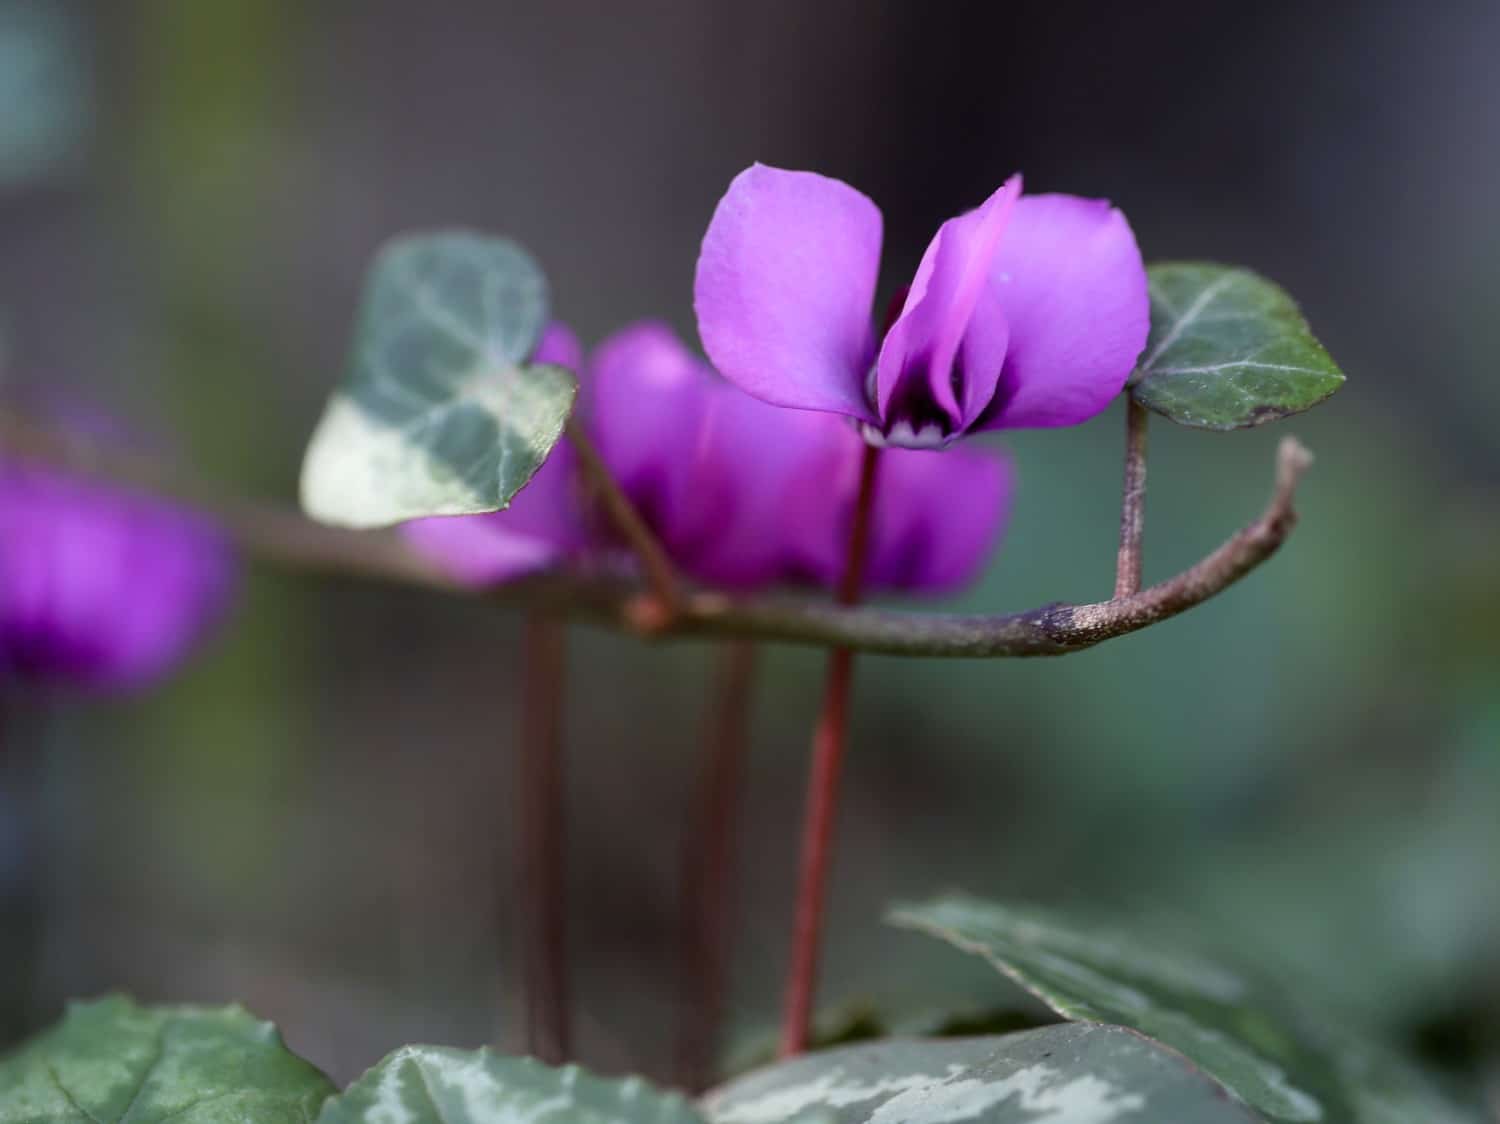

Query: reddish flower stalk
[
  {"left": 677, "top": 638, "right": 759, "bottom": 1091},
  {"left": 779, "top": 442, "right": 882, "bottom": 1057},
  {"left": 517, "top": 611, "right": 570, "bottom": 1063}
]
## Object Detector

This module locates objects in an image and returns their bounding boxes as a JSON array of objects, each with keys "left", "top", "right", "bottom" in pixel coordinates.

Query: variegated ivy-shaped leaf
[
  {"left": 890, "top": 895, "right": 1486, "bottom": 1124},
  {"left": 0, "top": 995, "right": 335, "bottom": 1123},
  {"left": 704, "top": 1026, "right": 1258, "bottom": 1124},
  {"left": 1130, "top": 263, "right": 1345, "bottom": 430},
  {"left": 318, "top": 1046, "right": 704, "bottom": 1124},
  {"left": 300, "top": 231, "right": 577, "bottom": 529}
]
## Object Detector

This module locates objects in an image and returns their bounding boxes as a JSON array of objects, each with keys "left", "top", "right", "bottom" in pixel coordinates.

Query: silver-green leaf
[
  {"left": 300, "top": 231, "right": 576, "bottom": 529},
  {"left": 704, "top": 1026, "right": 1258, "bottom": 1124},
  {"left": 318, "top": 1046, "right": 704, "bottom": 1124},
  {"left": 890, "top": 895, "right": 1485, "bottom": 1124},
  {"left": 1130, "top": 263, "right": 1345, "bottom": 430},
  {"left": 0, "top": 995, "right": 335, "bottom": 1124}
]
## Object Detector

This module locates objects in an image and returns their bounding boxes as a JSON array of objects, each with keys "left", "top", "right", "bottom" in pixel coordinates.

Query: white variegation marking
[
  {"left": 868, "top": 1068, "right": 1143, "bottom": 1124},
  {"left": 712, "top": 1060, "right": 1147, "bottom": 1124},
  {"left": 710, "top": 1068, "right": 946, "bottom": 1124},
  {"left": 300, "top": 393, "right": 486, "bottom": 528},
  {"left": 366, "top": 1050, "right": 418, "bottom": 1124}
]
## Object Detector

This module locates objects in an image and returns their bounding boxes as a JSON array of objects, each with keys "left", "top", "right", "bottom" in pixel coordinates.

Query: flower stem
[
  {"left": 676, "top": 638, "right": 759, "bottom": 1091},
  {"left": 518, "top": 611, "right": 570, "bottom": 1063},
  {"left": 2, "top": 408, "right": 1313, "bottom": 659},
  {"left": 779, "top": 442, "right": 882, "bottom": 1057},
  {"left": 565, "top": 418, "right": 683, "bottom": 621},
  {"left": 1114, "top": 397, "right": 1150, "bottom": 599}
]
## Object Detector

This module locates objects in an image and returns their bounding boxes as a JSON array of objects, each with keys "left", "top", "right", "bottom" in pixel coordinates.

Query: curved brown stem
[{"left": 1, "top": 409, "right": 1314, "bottom": 660}]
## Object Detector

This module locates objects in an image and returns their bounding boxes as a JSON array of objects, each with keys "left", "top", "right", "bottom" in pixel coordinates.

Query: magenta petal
[
  {"left": 876, "top": 177, "right": 1021, "bottom": 434},
  {"left": 978, "top": 194, "right": 1149, "bottom": 429},
  {"left": 533, "top": 320, "right": 584, "bottom": 370},
  {"left": 787, "top": 435, "right": 1010, "bottom": 594},
  {"left": 0, "top": 462, "right": 236, "bottom": 690},
  {"left": 688, "top": 402, "right": 848, "bottom": 588},
  {"left": 694, "top": 164, "right": 882, "bottom": 421},
  {"left": 866, "top": 446, "right": 1012, "bottom": 591},
  {"left": 588, "top": 321, "right": 717, "bottom": 526}
]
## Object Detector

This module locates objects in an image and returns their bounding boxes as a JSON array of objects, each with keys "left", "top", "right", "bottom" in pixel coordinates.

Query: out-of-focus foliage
[
  {"left": 0, "top": 996, "right": 334, "bottom": 1123},
  {"left": 0, "top": 1, "right": 88, "bottom": 191},
  {"left": 892, "top": 896, "right": 1486, "bottom": 1123},
  {"left": 300, "top": 232, "right": 575, "bottom": 529},
  {"left": 705, "top": 1027, "right": 1260, "bottom": 1124}
]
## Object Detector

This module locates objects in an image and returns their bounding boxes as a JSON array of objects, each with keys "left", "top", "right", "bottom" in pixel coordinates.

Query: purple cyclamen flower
[
  {"left": 0, "top": 460, "right": 236, "bottom": 690},
  {"left": 403, "top": 320, "right": 1010, "bottom": 594},
  {"left": 694, "top": 163, "right": 1150, "bottom": 449}
]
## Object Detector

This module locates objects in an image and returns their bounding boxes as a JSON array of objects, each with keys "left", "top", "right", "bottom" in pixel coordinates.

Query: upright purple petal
[
  {"left": 875, "top": 177, "right": 1021, "bottom": 442},
  {"left": 0, "top": 462, "right": 236, "bottom": 690},
  {"left": 977, "top": 194, "right": 1149, "bottom": 430},
  {"left": 695, "top": 163, "right": 883, "bottom": 422}
]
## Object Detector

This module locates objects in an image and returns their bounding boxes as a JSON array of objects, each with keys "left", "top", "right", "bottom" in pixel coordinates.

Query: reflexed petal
[
  {"left": 688, "top": 401, "right": 849, "bottom": 588},
  {"left": 0, "top": 463, "right": 236, "bottom": 689},
  {"left": 876, "top": 177, "right": 1021, "bottom": 436},
  {"left": 866, "top": 445, "right": 1012, "bottom": 591},
  {"left": 695, "top": 163, "right": 882, "bottom": 421},
  {"left": 978, "top": 193, "right": 1149, "bottom": 429},
  {"left": 787, "top": 436, "right": 1011, "bottom": 594}
]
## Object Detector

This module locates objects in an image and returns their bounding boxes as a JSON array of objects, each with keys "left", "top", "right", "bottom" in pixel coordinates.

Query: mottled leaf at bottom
[
  {"left": 0, "top": 994, "right": 335, "bottom": 1124},
  {"left": 703, "top": 1026, "right": 1257, "bottom": 1124},
  {"left": 318, "top": 1046, "right": 704, "bottom": 1124},
  {"left": 890, "top": 895, "right": 1485, "bottom": 1124}
]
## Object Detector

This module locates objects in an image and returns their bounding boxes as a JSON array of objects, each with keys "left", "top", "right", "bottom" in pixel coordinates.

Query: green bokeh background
[{"left": 1, "top": 0, "right": 1497, "bottom": 1092}]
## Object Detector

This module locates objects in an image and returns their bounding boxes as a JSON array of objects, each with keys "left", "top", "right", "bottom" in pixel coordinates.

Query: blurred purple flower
[
  {"left": 694, "top": 163, "right": 1149, "bottom": 449},
  {"left": 404, "top": 320, "right": 1010, "bottom": 594},
  {"left": 0, "top": 460, "right": 236, "bottom": 690}
]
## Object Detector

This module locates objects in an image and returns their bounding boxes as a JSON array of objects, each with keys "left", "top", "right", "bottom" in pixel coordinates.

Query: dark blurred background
[{"left": 2, "top": 0, "right": 1498, "bottom": 1091}]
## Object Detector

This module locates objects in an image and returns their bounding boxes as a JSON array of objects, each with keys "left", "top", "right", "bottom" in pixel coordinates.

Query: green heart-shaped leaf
[
  {"left": 891, "top": 895, "right": 1484, "bottom": 1124},
  {"left": 704, "top": 1026, "right": 1258, "bottom": 1124},
  {"left": 319, "top": 1046, "right": 704, "bottom": 1124},
  {"left": 300, "top": 231, "right": 576, "bottom": 529},
  {"left": 1131, "top": 263, "right": 1345, "bottom": 430},
  {"left": 0, "top": 995, "right": 335, "bottom": 1123}
]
